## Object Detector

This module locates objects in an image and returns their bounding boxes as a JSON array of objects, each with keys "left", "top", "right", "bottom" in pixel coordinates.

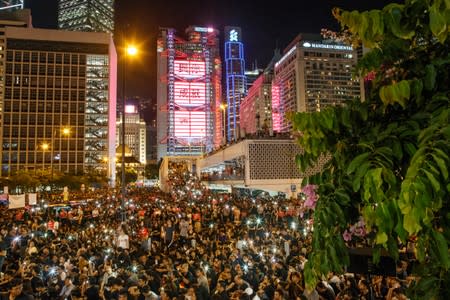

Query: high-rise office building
[
  {"left": 116, "top": 104, "right": 146, "bottom": 164},
  {"left": 272, "top": 34, "right": 364, "bottom": 132},
  {"left": 0, "top": 0, "right": 24, "bottom": 12},
  {"left": 58, "top": 0, "right": 114, "bottom": 34},
  {"left": 0, "top": 16, "right": 117, "bottom": 179},
  {"left": 224, "top": 26, "right": 246, "bottom": 142},
  {"left": 157, "top": 26, "right": 221, "bottom": 159}
]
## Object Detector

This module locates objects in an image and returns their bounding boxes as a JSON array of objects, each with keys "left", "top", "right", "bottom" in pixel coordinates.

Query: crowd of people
[{"left": 0, "top": 165, "right": 413, "bottom": 299}]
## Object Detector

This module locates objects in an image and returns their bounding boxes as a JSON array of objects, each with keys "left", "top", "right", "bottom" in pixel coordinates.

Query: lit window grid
[
  {"left": 58, "top": 0, "right": 114, "bottom": 34},
  {"left": 1, "top": 50, "right": 91, "bottom": 175}
]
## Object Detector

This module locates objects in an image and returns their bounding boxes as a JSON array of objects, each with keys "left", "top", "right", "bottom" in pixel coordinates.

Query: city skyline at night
[{"left": 26, "top": 0, "right": 399, "bottom": 102}]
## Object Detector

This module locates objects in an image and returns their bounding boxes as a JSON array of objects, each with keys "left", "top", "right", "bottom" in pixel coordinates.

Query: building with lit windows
[
  {"left": 116, "top": 104, "right": 146, "bottom": 164},
  {"left": 272, "top": 34, "right": 364, "bottom": 132},
  {"left": 240, "top": 50, "right": 281, "bottom": 136},
  {"left": 224, "top": 26, "right": 246, "bottom": 142},
  {"left": 157, "top": 26, "right": 221, "bottom": 159},
  {"left": 0, "top": 0, "right": 24, "bottom": 12},
  {"left": 0, "top": 17, "right": 117, "bottom": 178},
  {"left": 58, "top": 0, "right": 114, "bottom": 34}
]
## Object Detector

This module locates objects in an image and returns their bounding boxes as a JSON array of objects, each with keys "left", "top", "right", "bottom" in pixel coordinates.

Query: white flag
[
  {"left": 9, "top": 194, "right": 25, "bottom": 209},
  {"left": 28, "top": 193, "right": 37, "bottom": 205}
]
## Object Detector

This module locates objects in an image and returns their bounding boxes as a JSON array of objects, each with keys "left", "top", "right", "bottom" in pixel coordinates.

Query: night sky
[{"left": 27, "top": 0, "right": 399, "bottom": 108}]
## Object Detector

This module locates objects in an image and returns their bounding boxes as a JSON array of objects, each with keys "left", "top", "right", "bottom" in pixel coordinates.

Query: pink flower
[
  {"left": 343, "top": 230, "right": 352, "bottom": 242},
  {"left": 353, "top": 226, "right": 366, "bottom": 237},
  {"left": 301, "top": 184, "right": 319, "bottom": 210}
]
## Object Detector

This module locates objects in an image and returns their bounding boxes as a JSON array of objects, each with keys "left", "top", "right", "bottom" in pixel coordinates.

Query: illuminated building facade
[
  {"left": 157, "top": 26, "right": 221, "bottom": 159},
  {"left": 0, "top": 23, "right": 117, "bottom": 178},
  {"left": 240, "top": 51, "right": 281, "bottom": 135},
  {"left": 272, "top": 34, "right": 364, "bottom": 132},
  {"left": 0, "top": 0, "right": 24, "bottom": 12},
  {"left": 116, "top": 105, "right": 146, "bottom": 164},
  {"left": 58, "top": 0, "right": 114, "bottom": 34},
  {"left": 224, "top": 26, "right": 246, "bottom": 142}
]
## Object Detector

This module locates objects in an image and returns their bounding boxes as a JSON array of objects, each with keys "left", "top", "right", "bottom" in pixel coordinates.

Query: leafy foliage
[{"left": 292, "top": 0, "right": 450, "bottom": 298}]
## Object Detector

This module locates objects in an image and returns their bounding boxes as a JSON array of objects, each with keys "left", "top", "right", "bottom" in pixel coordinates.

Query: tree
[
  {"left": 144, "top": 163, "right": 159, "bottom": 179},
  {"left": 292, "top": 0, "right": 450, "bottom": 298}
]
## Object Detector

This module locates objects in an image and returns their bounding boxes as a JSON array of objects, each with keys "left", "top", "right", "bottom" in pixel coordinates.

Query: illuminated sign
[
  {"left": 174, "top": 60, "right": 206, "bottom": 78},
  {"left": 229, "top": 29, "right": 238, "bottom": 42},
  {"left": 194, "top": 27, "right": 214, "bottom": 33},
  {"left": 275, "top": 46, "right": 297, "bottom": 68},
  {"left": 125, "top": 105, "right": 136, "bottom": 114},
  {"left": 174, "top": 82, "right": 206, "bottom": 106},
  {"left": 174, "top": 111, "right": 206, "bottom": 137},
  {"left": 302, "top": 42, "right": 353, "bottom": 50}
]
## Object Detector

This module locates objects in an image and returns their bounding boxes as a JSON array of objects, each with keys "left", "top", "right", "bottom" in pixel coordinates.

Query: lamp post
[
  {"left": 121, "top": 44, "right": 138, "bottom": 222},
  {"left": 220, "top": 103, "right": 227, "bottom": 145},
  {"left": 41, "top": 143, "right": 49, "bottom": 171}
]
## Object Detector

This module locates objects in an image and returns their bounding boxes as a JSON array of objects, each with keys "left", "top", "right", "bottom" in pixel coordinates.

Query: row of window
[
  {"left": 2, "top": 127, "right": 85, "bottom": 138},
  {"left": 5, "top": 88, "right": 86, "bottom": 101},
  {"left": 2, "top": 153, "right": 84, "bottom": 164},
  {"left": 3, "top": 101, "right": 85, "bottom": 113},
  {"left": 5, "top": 63, "right": 86, "bottom": 77},
  {"left": 2, "top": 140, "right": 84, "bottom": 151},
  {"left": 7, "top": 51, "right": 87, "bottom": 65}
]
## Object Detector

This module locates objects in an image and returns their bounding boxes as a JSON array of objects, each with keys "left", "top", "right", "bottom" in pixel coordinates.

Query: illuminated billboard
[
  {"left": 174, "top": 111, "right": 206, "bottom": 138},
  {"left": 174, "top": 60, "right": 206, "bottom": 78},
  {"left": 174, "top": 82, "right": 206, "bottom": 106}
]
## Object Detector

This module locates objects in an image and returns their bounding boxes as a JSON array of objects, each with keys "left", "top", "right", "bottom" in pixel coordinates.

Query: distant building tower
[
  {"left": 116, "top": 105, "right": 146, "bottom": 164},
  {"left": 0, "top": 0, "right": 24, "bottom": 12},
  {"left": 224, "top": 26, "right": 246, "bottom": 142},
  {"left": 272, "top": 33, "right": 364, "bottom": 133},
  {"left": 157, "top": 26, "right": 221, "bottom": 159},
  {"left": 58, "top": 0, "right": 114, "bottom": 34}
]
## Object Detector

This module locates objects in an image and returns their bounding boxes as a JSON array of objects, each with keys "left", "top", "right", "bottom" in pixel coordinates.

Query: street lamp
[
  {"left": 121, "top": 43, "right": 138, "bottom": 222},
  {"left": 220, "top": 103, "right": 227, "bottom": 145}
]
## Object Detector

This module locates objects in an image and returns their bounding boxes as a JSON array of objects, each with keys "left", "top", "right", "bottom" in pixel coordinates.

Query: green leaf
[
  {"left": 424, "top": 64, "right": 437, "bottom": 91},
  {"left": 353, "top": 161, "right": 370, "bottom": 192},
  {"left": 375, "top": 232, "right": 388, "bottom": 245},
  {"left": 384, "top": 3, "right": 415, "bottom": 39},
  {"left": 431, "top": 153, "right": 448, "bottom": 180},
  {"left": 404, "top": 208, "right": 422, "bottom": 234},
  {"left": 431, "top": 230, "right": 450, "bottom": 270},
  {"left": 423, "top": 169, "right": 440, "bottom": 192},
  {"left": 429, "top": 3, "right": 448, "bottom": 43},
  {"left": 416, "top": 237, "right": 426, "bottom": 262},
  {"left": 347, "top": 152, "right": 370, "bottom": 175}
]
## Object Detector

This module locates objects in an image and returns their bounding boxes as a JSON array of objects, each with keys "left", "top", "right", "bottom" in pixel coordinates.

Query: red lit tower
[{"left": 157, "top": 26, "right": 221, "bottom": 159}]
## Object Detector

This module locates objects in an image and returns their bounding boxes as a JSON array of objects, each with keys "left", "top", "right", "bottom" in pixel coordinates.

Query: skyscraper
[
  {"left": 58, "top": 0, "right": 114, "bottom": 34},
  {"left": 224, "top": 26, "right": 246, "bottom": 142},
  {"left": 0, "top": 0, "right": 24, "bottom": 12},
  {"left": 272, "top": 34, "right": 364, "bottom": 132},
  {"left": 157, "top": 26, "right": 221, "bottom": 159},
  {"left": 0, "top": 17, "right": 117, "bottom": 179}
]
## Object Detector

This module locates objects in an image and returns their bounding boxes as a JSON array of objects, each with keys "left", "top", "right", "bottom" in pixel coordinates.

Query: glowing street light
[{"left": 127, "top": 45, "right": 138, "bottom": 56}]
